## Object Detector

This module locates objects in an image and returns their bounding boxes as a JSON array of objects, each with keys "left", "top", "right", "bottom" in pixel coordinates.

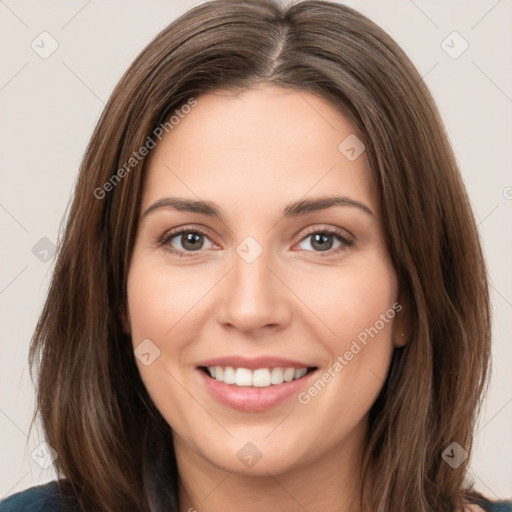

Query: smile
[
  {"left": 195, "top": 357, "right": 318, "bottom": 412},
  {"left": 201, "top": 366, "right": 316, "bottom": 387}
]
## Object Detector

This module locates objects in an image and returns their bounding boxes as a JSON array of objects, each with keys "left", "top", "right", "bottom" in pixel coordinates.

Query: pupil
[
  {"left": 183, "top": 232, "right": 202, "bottom": 251},
  {"left": 312, "top": 233, "right": 332, "bottom": 251},
  {"left": 179, "top": 232, "right": 334, "bottom": 252}
]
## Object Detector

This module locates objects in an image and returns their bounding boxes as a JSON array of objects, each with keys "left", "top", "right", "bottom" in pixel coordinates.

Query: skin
[{"left": 126, "top": 85, "right": 408, "bottom": 512}]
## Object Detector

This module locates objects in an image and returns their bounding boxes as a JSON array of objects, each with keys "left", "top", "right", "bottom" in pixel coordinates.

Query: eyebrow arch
[
  {"left": 142, "top": 195, "right": 374, "bottom": 219},
  {"left": 283, "top": 196, "right": 374, "bottom": 218}
]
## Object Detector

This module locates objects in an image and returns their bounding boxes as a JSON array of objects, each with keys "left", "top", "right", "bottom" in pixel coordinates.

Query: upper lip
[{"left": 196, "top": 356, "right": 317, "bottom": 370}]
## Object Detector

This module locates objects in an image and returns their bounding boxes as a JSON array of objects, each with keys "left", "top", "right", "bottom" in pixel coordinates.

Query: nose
[{"left": 215, "top": 248, "right": 292, "bottom": 335}]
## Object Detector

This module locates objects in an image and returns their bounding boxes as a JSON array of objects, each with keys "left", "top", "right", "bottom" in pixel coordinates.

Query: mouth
[
  {"left": 195, "top": 357, "right": 319, "bottom": 412},
  {"left": 199, "top": 365, "right": 317, "bottom": 387}
]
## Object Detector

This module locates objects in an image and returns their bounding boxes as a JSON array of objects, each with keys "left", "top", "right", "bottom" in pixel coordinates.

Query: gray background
[{"left": 1, "top": 0, "right": 511, "bottom": 500}]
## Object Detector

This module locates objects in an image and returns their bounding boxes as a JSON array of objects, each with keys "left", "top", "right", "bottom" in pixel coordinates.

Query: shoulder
[
  {"left": 0, "top": 481, "right": 65, "bottom": 512},
  {"left": 468, "top": 498, "right": 512, "bottom": 512}
]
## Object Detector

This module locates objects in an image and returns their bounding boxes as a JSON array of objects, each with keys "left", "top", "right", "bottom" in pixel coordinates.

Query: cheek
[
  {"left": 292, "top": 253, "right": 398, "bottom": 404},
  {"left": 126, "top": 258, "right": 183, "bottom": 386},
  {"left": 291, "top": 254, "right": 398, "bottom": 347},
  {"left": 127, "top": 257, "right": 210, "bottom": 343},
  {"left": 126, "top": 258, "right": 206, "bottom": 430},
  {"left": 293, "top": 255, "right": 398, "bottom": 428},
  {"left": 127, "top": 246, "right": 399, "bottom": 371},
  {"left": 125, "top": 241, "right": 400, "bottom": 469}
]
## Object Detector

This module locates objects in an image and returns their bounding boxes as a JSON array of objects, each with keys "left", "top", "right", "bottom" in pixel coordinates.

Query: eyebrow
[{"left": 142, "top": 195, "right": 374, "bottom": 219}]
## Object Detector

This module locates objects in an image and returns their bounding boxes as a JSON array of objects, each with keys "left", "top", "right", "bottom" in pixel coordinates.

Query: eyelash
[{"left": 159, "top": 225, "right": 354, "bottom": 258}]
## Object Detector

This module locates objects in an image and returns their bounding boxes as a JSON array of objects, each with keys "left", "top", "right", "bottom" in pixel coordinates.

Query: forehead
[{"left": 142, "top": 85, "right": 376, "bottom": 216}]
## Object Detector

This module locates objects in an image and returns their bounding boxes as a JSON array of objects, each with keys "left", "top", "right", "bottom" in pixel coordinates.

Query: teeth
[
  {"left": 283, "top": 368, "right": 295, "bottom": 382},
  {"left": 235, "top": 368, "right": 252, "bottom": 386},
  {"left": 223, "top": 366, "right": 236, "bottom": 384},
  {"left": 253, "top": 368, "right": 270, "bottom": 387},
  {"left": 205, "top": 366, "right": 311, "bottom": 387},
  {"left": 270, "top": 367, "right": 283, "bottom": 384},
  {"left": 294, "top": 368, "right": 307, "bottom": 379}
]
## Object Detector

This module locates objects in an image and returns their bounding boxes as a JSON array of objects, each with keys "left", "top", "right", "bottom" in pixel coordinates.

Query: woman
[{"left": 1, "top": 1, "right": 510, "bottom": 511}]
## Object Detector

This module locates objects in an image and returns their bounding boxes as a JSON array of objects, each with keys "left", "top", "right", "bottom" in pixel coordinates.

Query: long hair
[{"left": 29, "top": 1, "right": 491, "bottom": 510}]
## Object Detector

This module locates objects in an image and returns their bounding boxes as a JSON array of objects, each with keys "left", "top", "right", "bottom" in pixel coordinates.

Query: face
[{"left": 126, "top": 85, "right": 405, "bottom": 478}]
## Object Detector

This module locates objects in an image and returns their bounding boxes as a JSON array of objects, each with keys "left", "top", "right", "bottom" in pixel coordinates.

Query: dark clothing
[{"left": 1, "top": 480, "right": 511, "bottom": 511}]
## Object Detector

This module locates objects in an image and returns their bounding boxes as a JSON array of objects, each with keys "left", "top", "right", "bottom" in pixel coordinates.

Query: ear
[{"left": 393, "top": 291, "right": 410, "bottom": 348}]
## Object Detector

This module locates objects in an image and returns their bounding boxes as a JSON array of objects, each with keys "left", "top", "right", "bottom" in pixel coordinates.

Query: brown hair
[{"left": 29, "top": 1, "right": 491, "bottom": 511}]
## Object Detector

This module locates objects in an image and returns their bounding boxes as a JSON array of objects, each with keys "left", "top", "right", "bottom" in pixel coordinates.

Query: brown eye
[
  {"left": 309, "top": 233, "right": 336, "bottom": 251},
  {"left": 297, "top": 228, "right": 354, "bottom": 254},
  {"left": 176, "top": 232, "right": 205, "bottom": 251},
  {"left": 161, "top": 228, "right": 214, "bottom": 256}
]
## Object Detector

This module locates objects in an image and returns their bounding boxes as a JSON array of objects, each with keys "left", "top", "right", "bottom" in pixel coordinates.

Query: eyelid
[
  {"left": 298, "top": 224, "right": 354, "bottom": 245},
  {"left": 159, "top": 224, "right": 214, "bottom": 244},
  {"left": 159, "top": 223, "right": 354, "bottom": 257},
  {"left": 159, "top": 225, "right": 217, "bottom": 257}
]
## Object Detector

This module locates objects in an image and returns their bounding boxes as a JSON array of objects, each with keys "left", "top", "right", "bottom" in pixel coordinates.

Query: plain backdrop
[{"left": 1, "top": 0, "right": 511, "bottom": 502}]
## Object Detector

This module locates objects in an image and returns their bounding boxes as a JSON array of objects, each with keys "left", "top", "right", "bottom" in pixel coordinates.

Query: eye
[
  {"left": 160, "top": 227, "right": 215, "bottom": 257},
  {"left": 159, "top": 225, "right": 354, "bottom": 258},
  {"left": 296, "top": 227, "right": 354, "bottom": 254}
]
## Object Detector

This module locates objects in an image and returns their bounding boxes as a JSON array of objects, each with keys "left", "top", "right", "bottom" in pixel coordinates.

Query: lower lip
[{"left": 197, "top": 368, "right": 316, "bottom": 412}]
